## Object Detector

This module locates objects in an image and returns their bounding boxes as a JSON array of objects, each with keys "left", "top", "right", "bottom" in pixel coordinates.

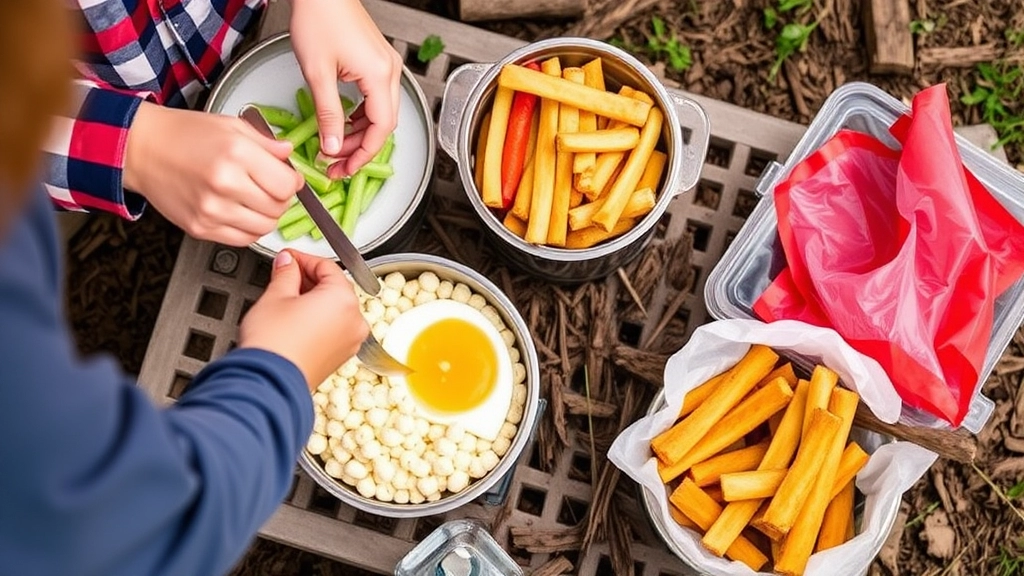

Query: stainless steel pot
[
  {"left": 439, "top": 38, "right": 711, "bottom": 283},
  {"left": 298, "top": 253, "right": 541, "bottom": 518}
]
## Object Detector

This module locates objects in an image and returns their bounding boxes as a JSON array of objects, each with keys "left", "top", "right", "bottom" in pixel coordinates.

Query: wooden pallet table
[{"left": 135, "top": 1, "right": 830, "bottom": 574}]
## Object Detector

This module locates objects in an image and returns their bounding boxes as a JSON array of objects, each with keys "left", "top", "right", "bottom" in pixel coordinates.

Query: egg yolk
[{"left": 405, "top": 317, "right": 498, "bottom": 413}]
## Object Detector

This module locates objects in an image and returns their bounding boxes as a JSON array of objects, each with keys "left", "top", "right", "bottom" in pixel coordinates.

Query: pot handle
[
  {"left": 438, "top": 63, "right": 491, "bottom": 160},
  {"left": 668, "top": 92, "right": 712, "bottom": 197}
]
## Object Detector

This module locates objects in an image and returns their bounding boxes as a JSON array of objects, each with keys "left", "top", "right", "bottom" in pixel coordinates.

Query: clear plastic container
[
  {"left": 704, "top": 81, "right": 1024, "bottom": 434},
  {"left": 394, "top": 519, "right": 523, "bottom": 576}
]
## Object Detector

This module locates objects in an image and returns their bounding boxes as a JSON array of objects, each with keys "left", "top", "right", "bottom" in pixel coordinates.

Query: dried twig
[
  {"left": 616, "top": 267, "right": 648, "bottom": 317},
  {"left": 530, "top": 556, "right": 574, "bottom": 576},
  {"left": 510, "top": 525, "right": 584, "bottom": 553}
]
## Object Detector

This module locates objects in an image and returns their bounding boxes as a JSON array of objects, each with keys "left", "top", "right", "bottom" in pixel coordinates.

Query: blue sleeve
[{"left": 0, "top": 188, "right": 313, "bottom": 576}]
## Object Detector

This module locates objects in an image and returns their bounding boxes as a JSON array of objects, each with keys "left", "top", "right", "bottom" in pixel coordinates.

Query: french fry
[
  {"left": 564, "top": 217, "right": 636, "bottom": 249},
  {"left": 570, "top": 189, "right": 583, "bottom": 208},
  {"left": 503, "top": 212, "right": 527, "bottom": 238},
  {"left": 768, "top": 411, "right": 784, "bottom": 436},
  {"left": 829, "top": 442, "right": 870, "bottom": 501},
  {"left": 720, "top": 469, "right": 788, "bottom": 502},
  {"left": 592, "top": 106, "right": 663, "bottom": 231},
  {"left": 547, "top": 68, "right": 583, "bottom": 247},
  {"left": 759, "top": 408, "right": 842, "bottom": 541},
  {"left": 498, "top": 63, "right": 652, "bottom": 126},
  {"left": 651, "top": 345, "right": 778, "bottom": 467},
  {"left": 703, "top": 380, "right": 810, "bottom": 556},
  {"left": 482, "top": 86, "right": 514, "bottom": 207},
  {"left": 557, "top": 127, "right": 640, "bottom": 153},
  {"left": 803, "top": 365, "right": 838, "bottom": 437},
  {"left": 568, "top": 187, "right": 655, "bottom": 231},
  {"left": 816, "top": 480, "right": 855, "bottom": 552},
  {"left": 759, "top": 362, "right": 798, "bottom": 389},
  {"left": 629, "top": 89, "right": 655, "bottom": 105},
  {"left": 774, "top": 388, "right": 860, "bottom": 575},
  {"left": 771, "top": 538, "right": 783, "bottom": 567},
  {"left": 705, "top": 484, "right": 726, "bottom": 503},
  {"left": 525, "top": 57, "right": 561, "bottom": 244},
  {"left": 473, "top": 112, "right": 491, "bottom": 192},
  {"left": 637, "top": 149, "right": 667, "bottom": 193},
  {"left": 669, "top": 504, "right": 701, "bottom": 530},
  {"left": 581, "top": 58, "right": 606, "bottom": 130},
  {"left": 657, "top": 377, "right": 793, "bottom": 482},
  {"left": 509, "top": 110, "right": 540, "bottom": 222},
  {"left": 690, "top": 439, "right": 771, "bottom": 487},
  {"left": 679, "top": 367, "right": 732, "bottom": 418},
  {"left": 670, "top": 479, "right": 769, "bottom": 571}
]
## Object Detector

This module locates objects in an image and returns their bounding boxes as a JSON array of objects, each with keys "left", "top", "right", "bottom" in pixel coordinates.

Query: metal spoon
[{"left": 239, "top": 104, "right": 413, "bottom": 377}]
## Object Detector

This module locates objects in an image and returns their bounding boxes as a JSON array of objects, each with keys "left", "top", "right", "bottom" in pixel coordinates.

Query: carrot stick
[
  {"left": 499, "top": 61, "right": 541, "bottom": 209},
  {"left": 816, "top": 480, "right": 855, "bottom": 552},
  {"left": 502, "top": 212, "right": 527, "bottom": 238},
  {"left": 473, "top": 112, "right": 491, "bottom": 193},
  {"left": 498, "top": 63, "right": 651, "bottom": 126},
  {"left": 525, "top": 57, "right": 561, "bottom": 244},
  {"left": 564, "top": 217, "right": 636, "bottom": 249},
  {"left": 651, "top": 345, "right": 779, "bottom": 467},
  {"left": 569, "top": 189, "right": 583, "bottom": 208},
  {"left": 703, "top": 379, "right": 810, "bottom": 556},
  {"left": 690, "top": 439, "right": 771, "bottom": 487},
  {"left": 567, "top": 186, "right": 655, "bottom": 231},
  {"left": 720, "top": 469, "right": 788, "bottom": 502},
  {"left": 482, "top": 86, "right": 515, "bottom": 208},
  {"left": 592, "top": 106, "right": 663, "bottom": 231},
  {"left": 636, "top": 149, "right": 667, "bottom": 193},
  {"left": 679, "top": 369, "right": 731, "bottom": 419},
  {"left": 670, "top": 479, "right": 769, "bottom": 571},
  {"left": 657, "top": 377, "right": 793, "bottom": 482},
  {"left": 669, "top": 502, "right": 701, "bottom": 531},
  {"left": 548, "top": 67, "right": 583, "bottom": 247},
  {"left": 829, "top": 442, "right": 870, "bottom": 501},
  {"left": 803, "top": 364, "right": 838, "bottom": 437},
  {"left": 759, "top": 362, "right": 798, "bottom": 389}
]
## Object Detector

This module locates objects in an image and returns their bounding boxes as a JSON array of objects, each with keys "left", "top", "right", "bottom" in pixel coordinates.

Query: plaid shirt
[{"left": 43, "top": 0, "right": 264, "bottom": 219}]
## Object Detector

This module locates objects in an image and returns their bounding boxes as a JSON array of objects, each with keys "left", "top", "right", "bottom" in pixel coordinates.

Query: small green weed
[
  {"left": 645, "top": 16, "right": 692, "bottom": 73},
  {"left": 991, "top": 541, "right": 1024, "bottom": 576},
  {"left": 905, "top": 501, "right": 940, "bottom": 528},
  {"left": 1008, "top": 479, "right": 1024, "bottom": 500},
  {"left": 763, "top": 0, "right": 819, "bottom": 81},
  {"left": 416, "top": 34, "right": 444, "bottom": 63},
  {"left": 909, "top": 14, "right": 948, "bottom": 35},
  {"left": 1007, "top": 28, "right": 1024, "bottom": 47},
  {"left": 961, "top": 61, "right": 1024, "bottom": 149}
]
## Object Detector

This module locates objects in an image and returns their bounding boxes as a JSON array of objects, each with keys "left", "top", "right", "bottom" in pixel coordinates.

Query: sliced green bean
[
  {"left": 289, "top": 152, "right": 332, "bottom": 195},
  {"left": 360, "top": 134, "right": 396, "bottom": 214},
  {"left": 280, "top": 215, "right": 316, "bottom": 241},
  {"left": 341, "top": 171, "right": 368, "bottom": 236},
  {"left": 283, "top": 115, "right": 318, "bottom": 149},
  {"left": 257, "top": 105, "right": 300, "bottom": 131},
  {"left": 356, "top": 161, "right": 394, "bottom": 180}
]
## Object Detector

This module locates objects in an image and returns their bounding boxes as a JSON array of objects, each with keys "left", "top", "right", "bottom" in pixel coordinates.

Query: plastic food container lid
[{"left": 703, "top": 81, "right": 1024, "bottom": 434}]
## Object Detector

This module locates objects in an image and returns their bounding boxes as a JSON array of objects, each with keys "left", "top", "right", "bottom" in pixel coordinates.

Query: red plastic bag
[{"left": 753, "top": 85, "right": 1024, "bottom": 426}]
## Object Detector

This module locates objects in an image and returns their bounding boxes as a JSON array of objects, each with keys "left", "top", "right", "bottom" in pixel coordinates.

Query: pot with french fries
[{"left": 438, "top": 38, "right": 711, "bottom": 282}]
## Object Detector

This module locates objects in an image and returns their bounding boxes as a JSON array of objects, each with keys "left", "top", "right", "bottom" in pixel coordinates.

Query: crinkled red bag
[{"left": 753, "top": 85, "right": 1024, "bottom": 426}]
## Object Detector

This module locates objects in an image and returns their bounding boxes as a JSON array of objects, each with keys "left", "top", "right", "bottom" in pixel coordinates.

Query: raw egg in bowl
[
  {"left": 297, "top": 254, "right": 541, "bottom": 518},
  {"left": 382, "top": 299, "right": 514, "bottom": 442}
]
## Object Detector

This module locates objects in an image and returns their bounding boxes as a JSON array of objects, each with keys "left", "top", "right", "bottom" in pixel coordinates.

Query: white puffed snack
[
  {"left": 468, "top": 457, "right": 487, "bottom": 479},
  {"left": 370, "top": 322, "right": 388, "bottom": 342},
  {"left": 360, "top": 440, "right": 382, "bottom": 461},
  {"left": 512, "top": 363, "right": 527, "bottom": 384},
  {"left": 355, "top": 368, "right": 378, "bottom": 383},
  {"left": 480, "top": 305, "right": 503, "bottom": 329},
  {"left": 401, "top": 280, "right": 420, "bottom": 299},
  {"left": 416, "top": 476, "right": 439, "bottom": 498},
  {"left": 444, "top": 423, "right": 466, "bottom": 444},
  {"left": 375, "top": 483, "right": 395, "bottom": 502},
  {"left": 413, "top": 291, "right": 437, "bottom": 306},
  {"left": 413, "top": 418, "right": 430, "bottom": 437},
  {"left": 500, "top": 329, "right": 516, "bottom": 347},
  {"left": 507, "top": 403, "right": 524, "bottom": 424},
  {"left": 354, "top": 424, "right": 374, "bottom": 445},
  {"left": 396, "top": 296, "right": 414, "bottom": 313},
  {"left": 451, "top": 283, "right": 472, "bottom": 303},
  {"left": 307, "top": 433, "right": 328, "bottom": 455},
  {"left": 491, "top": 436, "right": 511, "bottom": 457},
  {"left": 499, "top": 422, "right": 518, "bottom": 439},
  {"left": 396, "top": 414, "right": 415, "bottom": 436},
  {"left": 513, "top": 384, "right": 528, "bottom": 405},
  {"left": 340, "top": 360, "right": 359, "bottom": 379},
  {"left": 324, "top": 458, "right": 345, "bottom": 479},
  {"left": 426, "top": 491, "right": 442, "bottom": 502},
  {"left": 326, "top": 402, "right": 349, "bottom": 422},
  {"left": 481, "top": 450, "right": 500, "bottom": 472},
  {"left": 313, "top": 414, "right": 327, "bottom": 435},
  {"left": 475, "top": 439, "right": 491, "bottom": 454},
  {"left": 372, "top": 457, "right": 396, "bottom": 482},
  {"left": 427, "top": 424, "right": 445, "bottom": 441},
  {"left": 379, "top": 287, "right": 401, "bottom": 307},
  {"left": 509, "top": 347, "right": 520, "bottom": 363},
  {"left": 313, "top": 392, "right": 328, "bottom": 408},
  {"left": 326, "top": 419, "right": 347, "bottom": 440},
  {"left": 341, "top": 430, "right": 358, "bottom": 452},
  {"left": 331, "top": 447, "right": 352, "bottom": 464},
  {"left": 448, "top": 471, "right": 470, "bottom": 493},
  {"left": 433, "top": 456, "right": 455, "bottom": 477},
  {"left": 352, "top": 390, "right": 374, "bottom": 412},
  {"left": 371, "top": 384, "right": 389, "bottom": 408},
  {"left": 399, "top": 450, "right": 418, "bottom": 471},
  {"left": 392, "top": 468, "right": 411, "bottom": 490},
  {"left": 393, "top": 489, "right": 410, "bottom": 504},
  {"left": 422, "top": 450, "right": 438, "bottom": 465},
  {"left": 409, "top": 487, "right": 426, "bottom": 504},
  {"left": 316, "top": 379, "right": 334, "bottom": 394},
  {"left": 344, "top": 459, "right": 369, "bottom": 480},
  {"left": 411, "top": 458, "right": 431, "bottom": 479},
  {"left": 435, "top": 438, "right": 457, "bottom": 458},
  {"left": 458, "top": 434, "right": 477, "bottom": 454},
  {"left": 467, "top": 294, "right": 487, "bottom": 310},
  {"left": 341, "top": 474, "right": 357, "bottom": 486},
  {"left": 366, "top": 407, "right": 388, "bottom": 429},
  {"left": 384, "top": 271, "right": 406, "bottom": 290},
  {"left": 384, "top": 306, "right": 401, "bottom": 323},
  {"left": 380, "top": 428, "right": 403, "bottom": 448},
  {"left": 356, "top": 477, "right": 376, "bottom": 498},
  {"left": 436, "top": 281, "right": 454, "bottom": 299},
  {"left": 418, "top": 271, "right": 440, "bottom": 293},
  {"left": 453, "top": 450, "right": 472, "bottom": 471}
]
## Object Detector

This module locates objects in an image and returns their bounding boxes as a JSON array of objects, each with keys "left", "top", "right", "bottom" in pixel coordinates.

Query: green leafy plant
[
  {"left": 777, "top": 0, "right": 812, "bottom": 13},
  {"left": 769, "top": 22, "right": 818, "bottom": 81},
  {"left": 645, "top": 16, "right": 692, "bottom": 72},
  {"left": 991, "top": 542, "right": 1024, "bottom": 576},
  {"left": 905, "top": 501, "right": 940, "bottom": 528},
  {"left": 961, "top": 61, "right": 1024, "bottom": 149},
  {"left": 909, "top": 15, "right": 947, "bottom": 35},
  {"left": 1009, "top": 480, "right": 1024, "bottom": 500},
  {"left": 417, "top": 34, "right": 444, "bottom": 63},
  {"left": 1007, "top": 28, "right": 1024, "bottom": 47},
  {"left": 764, "top": 7, "right": 779, "bottom": 29}
]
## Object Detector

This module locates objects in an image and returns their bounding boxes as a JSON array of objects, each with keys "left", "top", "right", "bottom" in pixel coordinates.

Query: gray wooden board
[{"left": 135, "top": 0, "right": 1008, "bottom": 573}]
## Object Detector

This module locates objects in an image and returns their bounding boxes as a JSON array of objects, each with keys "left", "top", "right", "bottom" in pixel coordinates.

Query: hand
[
  {"left": 290, "top": 0, "right": 402, "bottom": 178},
  {"left": 239, "top": 250, "right": 368, "bottom": 389},
  {"left": 123, "top": 102, "right": 305, "bottom": 246}
]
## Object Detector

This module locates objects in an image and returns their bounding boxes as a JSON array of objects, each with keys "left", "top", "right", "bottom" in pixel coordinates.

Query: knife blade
[{"left": 239, "top": 104, "right": 381, "bottom": 296}]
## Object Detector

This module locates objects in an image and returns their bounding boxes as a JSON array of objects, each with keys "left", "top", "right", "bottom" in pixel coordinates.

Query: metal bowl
[
  {"left": 438, "top": 37, "right": 711, "bottom": 283},
  {"left": 639, "top": 390, "right": 895, "bottom": 575},
  {"left": 298, "top": 253, "right": 541, "bottom": 518},
  {"left": 205, "top": 33, "right": 435, "bottom": 260}
]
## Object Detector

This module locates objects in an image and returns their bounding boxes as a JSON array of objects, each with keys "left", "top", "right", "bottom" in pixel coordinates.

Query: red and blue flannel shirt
[{"left": 43, "top": 0, "right": 264, "bottom": 219}]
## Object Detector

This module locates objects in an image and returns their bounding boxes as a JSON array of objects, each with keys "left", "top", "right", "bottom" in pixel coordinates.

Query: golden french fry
[
  {"left": 629, "top": 89, "right": 654, "bottom": 105},
  {"left": 637, "top": 149, "right": 667, "bottom": 193},
  {"left": 473, "top": 112, "right": 491, "bottom": 193},
  {"left": 575, "top": 59, "right": 603, "bottom": 174},
  {"left": 557, "top": 127, "right": 640, "bottom": 153},
  {"left": 669, "top": 502, "right": 701, "bottom": 531},
  {"left": 525, "top": 57, "right": 561, "bottom": 244},
  {"left": 564, "top": 217, "right": 636, "bottom": 249},
  {"left": 482, "top": 87, "right": 514, "bottom": 208},
  {"left": 759, "top": 363, "right": 798, "bottom": 389},
  {"left": 652, "top": 345, "right": 778, "bottom": 467},
  {"left": 829, "top": 442, "right": 870, "bottom": 501},
  {"left": 670, "top": 479, "right": 769, "bottom": 571},
  {"left": 705, "top": 484, "right": 726, "bottom": 503},
  {"left": 720, "top": 469, "right": 788, "bottom": 502},
  {"left": 803, "top": 364, "right": 838, "bottom": 437},
  {"left": 774, "top": 388, "right": 860, "bottom": 575},
  {"left": 581, "top": 58, "right": 605, "bottom": 91},
  {"left": 570, "top": 189, "right": 583, "bottom": 208},
  {"left": 703, "top": 380, "right": 810, "bottom": 556},
  {"left": 760, "top": 408, "right": 842, "bottom": 541},
  {"left": 568, "top": 187, "right": 655, "bottom": 231},
  {"left": 690, "top": 439, "right": 771, "bottom": 487},
  {"left": 503, "top": 212, "right": 527, "bottom": 238},
  {"left": 679, "top": 372, "right": 724, "bottom": 419},
  {"left": 498, "top": 63, "right": 652, "bottom": 126},
  {"left": 547, "top": 68, "right": 583, "bottom": 247},
  {"left": 592, "top": 106, "right": 663, "bottom": 231},
  {"left": 817, "top": 480, "right": 855, "bottom": 552},
  {"left": 578, "top": 150, "right": 625, "bottom": 199},
  {"left": 768, "top": 412, "right": 784, "bottom": 436},
  {"left": 657, "top": 377, "right": 793, "bottom": 482}
]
